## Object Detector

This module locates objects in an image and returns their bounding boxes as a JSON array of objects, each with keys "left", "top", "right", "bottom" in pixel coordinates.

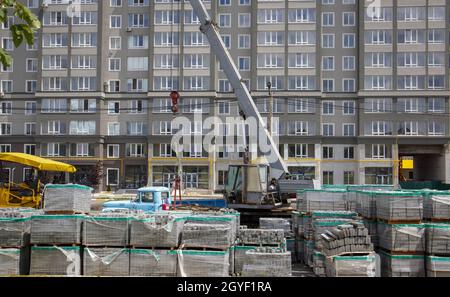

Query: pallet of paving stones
[
  {"left": 43, "top": 184, "right": 92, "bottom": 214},
  {"left": 0, "top": 209, "right": 37, "bottom": 247},
  {"left": 363, "top": 219, "right": 379, "bottom": 248},
  {"left": 377, "top": 222, "right": 425, "bottom": 253},
  {"left": 29, "top": 246, "right": 81, "bottom": 276},
  {"left": 297, "top": 189, "right": 348, "bottom": 213},
  {"left": 378, "top": 250, "right": 425, "bottom": 277},
  {"left": 232, "top": 245, "right": 255, "bottom": 275},
  {"left": 185, "top": 214, "right": 238, "bottom": 244},
  {"left": 181, "top": 222, "right": 234, "bottom": 250},
  {"left": 324, "top": 252, "right": 378, "bottom": 277},
  {"left": 237, "top": 228, "right": 285, "bottom": 246},
  {"left": 84, "top": 247, "right": 130, "bottom": 276},
  {"left": 425, "top": 223, "right": 450, "bottom": 256},
  {"left": 426, "top": 255, "right": 450, "bottom": 277},
  {"left": 176, "top": 249, "right": 230, "bottom": 277},
  {"left": 376, "top": 191, "right": 423, "bottom": 222},
  {"left": 312, "top": 250, "right": 326, "bottom": 277},
  {"left": 83, "top": 212, "right": 130, "bottom": 247},
  {"left": 129, "top": 213, "right": 186, "bottom": 248},
  {"left": 259, "top": 218, "right": 292, "bottom": 237},
  {"left": 129, "top": 249, "right": 178, "bottom": 276},
  {"left": 422, "top": 191, "right": 450, "bottom": 221},
  {"left": 241, "top": 247, "right": 292, "bottom": 277},
  {"left": 30, "top": 214, "right": 84, "bottom": 245},
  {"left": 0, "top": 247, "right": 30, "bottom": 275}
]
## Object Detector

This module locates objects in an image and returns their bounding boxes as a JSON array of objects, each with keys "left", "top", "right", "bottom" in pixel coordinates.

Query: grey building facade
[{"left": 1, "top": 0, "right": 450, "bottom": 192}]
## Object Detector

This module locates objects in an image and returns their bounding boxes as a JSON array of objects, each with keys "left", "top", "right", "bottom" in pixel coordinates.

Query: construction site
[{"left": 1, "top": 0, "right": 450, "bottom": 280}]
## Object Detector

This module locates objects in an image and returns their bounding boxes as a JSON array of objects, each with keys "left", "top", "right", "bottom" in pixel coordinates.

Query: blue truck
[{"left": 102, "top": 186, "right": 227, "bottom": 213}]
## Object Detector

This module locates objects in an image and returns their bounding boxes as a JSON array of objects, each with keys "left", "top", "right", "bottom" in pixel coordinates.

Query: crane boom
[{"left": 189, "top": 0, "right": 289, "bottom": 179}]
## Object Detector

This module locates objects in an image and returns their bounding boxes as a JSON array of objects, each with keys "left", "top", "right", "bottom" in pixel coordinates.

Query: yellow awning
[{"left": 0, "top": 153, "right": 77, "bottom": 173}]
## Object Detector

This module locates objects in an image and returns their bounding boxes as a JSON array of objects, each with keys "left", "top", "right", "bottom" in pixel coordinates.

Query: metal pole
[{"left": 267, "top": 81, "right": 273, "bottom": 137}]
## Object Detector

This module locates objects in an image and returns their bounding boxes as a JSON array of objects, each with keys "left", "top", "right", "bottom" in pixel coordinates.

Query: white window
[
  {"left": 107, "top": 145, "right": 120, "bottom": 158},
  {"left": 106, "top": 168, "right": 119, "bottom": 186}
]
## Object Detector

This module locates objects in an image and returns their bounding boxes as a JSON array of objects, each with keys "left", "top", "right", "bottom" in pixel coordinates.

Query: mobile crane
[{"left": 185, "top": 1, "right": 314, "bottom": 223}]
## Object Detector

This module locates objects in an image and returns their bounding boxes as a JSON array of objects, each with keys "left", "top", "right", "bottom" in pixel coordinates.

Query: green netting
[
  {"left": 426, "top": 256, "right": 450, "bottom": 262},
  {"left": 31, "top": 246, "right": 80, "bottom": 251},
  {"left": 176, "top": 250, "right": 228, "bottom": 256},
  {"left": 333, "top": 255, "right": 375, "bottom": 261},
  {"left": 45, "top": 184, "right": 93, "bottom": 190}
]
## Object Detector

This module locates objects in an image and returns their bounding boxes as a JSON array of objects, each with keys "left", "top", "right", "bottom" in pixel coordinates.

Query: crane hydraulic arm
[{"left": 189, "top": 0, "right": 289, "bottom": 180}]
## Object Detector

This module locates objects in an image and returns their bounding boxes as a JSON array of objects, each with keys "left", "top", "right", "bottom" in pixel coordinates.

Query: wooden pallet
[{"left": 429, "top": 218, "right": 450, "bottom": 223}]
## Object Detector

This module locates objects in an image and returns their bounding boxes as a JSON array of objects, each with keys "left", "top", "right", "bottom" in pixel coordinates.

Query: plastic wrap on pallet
[
  {"left": 377, "top": 223, "right": 425, "bottom": 253},
  {"left": 363, "top": 219, "right": 379, "bottom": 247},
  {"left": 84, "top": 247, "right": 129, "bottom": 276},
  {"left": 237, "top": 228, "right": 285, "bottom": 246},
  {"left": 0, "top": 216, "right": 30, "bottom": 247},
  {"left": 177, "top": 250, "right": 230, "bottom": 277},
  {"left": 425, "top": 223, "right": 450, "bottom": 255},
  {"left": 241, "top": 247, "right": 292, "bottom": 277},
  {"left": 379, "top": 251, "right": 425, "bottom": 277},
  {"left": 190, "top": 210, "right": 240, "bottom": 234},
  {"left": 43, "top": 184, "right": 92, "bottom": 213},
  {"left": 182, "top": 223, "right": 233, "bottom": 249},
  {"left": 312, "top": 251, "right": 326, "bottom": 277},
  {"left": 83, "top": 213, "right": 129, "bottom": 246},
  {"left": 259, "top": 218, "right": 292, "bottom": 237},
  {"left": 298, "top": 189, "right": 347, "bottom": 213},
  {"left": 422, "top": 192, "right": 450, "bottom": 220},
  {"left": 30, "top": 215, "right": 84, "bottom": 245},
  {"left": 426, "top": 256, "right": 450, "bottom": 277},
  {"left": 325, "top": 253, "right": 377, "bottom": 277},
  {"left": 0, "top": 248, "right": 21, "bottom": 275},
  {"left": 30, "top": 246, "right": 81, "bottom": 276},
  {"left": 185, "top": 214, "right": 238, "bottom": 244},
  {"left": 356, "top": 191, "right": 377, "bottom": 219},
  {"left": 233, "top": 246, "right": 255, "bottom": 275},
  {"left": 129, "top": 249, "right": 177, "bottom": 276},
  {"left": 129, "top": 213, "right": 185, "bottom": 248},
  {"left": 318, "top": 222, "right": 373, "bottom": 257},
  {"left": 375, "top": 191, "right": 423, "bottom": 221}
]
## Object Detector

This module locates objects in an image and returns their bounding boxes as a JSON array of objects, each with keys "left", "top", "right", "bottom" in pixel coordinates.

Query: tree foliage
[{"left": 0, "top": 0, "right": 41, "bottom": 67}]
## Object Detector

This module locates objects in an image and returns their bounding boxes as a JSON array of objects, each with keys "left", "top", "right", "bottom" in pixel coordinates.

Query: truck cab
[{"left": 102, "top": 186, "right": 172, "bottom": 213}]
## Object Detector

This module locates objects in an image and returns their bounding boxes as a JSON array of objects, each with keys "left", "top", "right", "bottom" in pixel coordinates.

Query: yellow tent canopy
[{"left": 0, "top": 153, "right": 77, "bottom": 173}]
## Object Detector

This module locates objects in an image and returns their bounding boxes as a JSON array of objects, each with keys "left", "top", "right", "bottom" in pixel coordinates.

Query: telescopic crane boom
[{"left": 189, "top": 0, "right": 289, "bottom": 180}]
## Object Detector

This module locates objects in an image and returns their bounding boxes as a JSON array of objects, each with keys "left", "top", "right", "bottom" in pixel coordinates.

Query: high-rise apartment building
[{"left": 0, "top": 0, "right": 449, "bottom": 192}]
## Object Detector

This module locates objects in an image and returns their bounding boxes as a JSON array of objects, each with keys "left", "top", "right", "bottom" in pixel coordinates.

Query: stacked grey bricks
[
  {"left": 83, "top": 212, "right": 130, "bottom": 247},
  {"left": 30, "top": 215, "right": 83, "bottom": 245},
  {"left": 241, "top": 247, "right": 292, "bottom": 277},
  {"left": 377, "top": 223, "right": 425, "bottom": 253},
  {"left": 83, "top": 248, "right": 129, "bottom": 276},
  {"left": 43, "top": 184, "right": 92, "bottom": 214},
  {"left": 426, "top": 256, "right": 450, "bottom": 277},
  {"left": 182, "top": 223, "right": 233, "bottom": 249},
  {"left": 379, "top": 251, "right": 425, "bottom": 277},
  {"left": 177, "top": 250, "right": 230, "bottom": 277},
  {"left": 324, "top": 253, "right": 378, "bottom": 277},
  {"left": 30, "top": 246, "right": 81, "bottom": 276},
  {"left": 259, "top": 218, "right": 293, "bottom": 237},
  {"left": 129, "top": 249, "right": 178, "bottom": 276},
  {"left": 356, "top": 191, "right": 378, "bottom": 219},
  {"left": 376, "top": 191, "right": 423, "bottom": 222},
  {"left": 422, "top": 192, "right": 450, "bottom": 220},
  {"left": 129, "top": 213, "right": 185, "bottom": 248},
  {"left": 312, "top": 251, "right": 326, "bottom": 277},
  {"left": 425, "top": 223, "right": 450, "bottom": 255},
  {"left": 318, "top": 222, "right": 373, "bottom": 257},
  {"left": 297, "top": 190, "right": 347, "bottom": 213}
]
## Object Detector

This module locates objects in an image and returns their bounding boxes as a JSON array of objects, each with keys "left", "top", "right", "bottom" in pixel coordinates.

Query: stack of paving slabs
[
  {"left": 129, "top": 249, "right": 178, "bottom": 276},
  {"left": 129, "top": 213, "right": 185, "bottom": 248},
  {"left": 192, "top": 210, "right": 240, "bottom": 236},
  {"left": 43, "top": 184, "right": 92, "bottom": 214},
  {"left": 311, "top": 218, "right": 356, "bottom": 251},
  {"left": 259, "top": 218, "right": 292, "bottom": 237},
  {"left": 241, "top": 247, "right": 292, "bottom": 277},
  {"left": 425, "top": 223, "right": 450, "bottom": 255},
  {"left": 426, "top": 256, "right": 450, "bottom": 277},
  {"left": 376, "top": 191, "right": 423, "bottom": 222},
  {"left": 83, "top": 212, "right": 130, "bottom": 247},
  {"left": 84, "top": 248, "right": 130, "bottom": 276},
  {"left": 237, "top": 228, "right": 285, "bottom": 246},
  {"left": 312, "top": 251, "right": 326, "bottom": 277},
  {"left": 379, "top": 250, "right": 425, "bottom": 277},
  {"left": 324, "top": 253, "right": 378, "bottom": 277},
  {"left": 0, "top": 209, "right": 34, "bottom": 247},
  {"left": 176, "top": 250, "right": 230, "bottom": 277},
  {"left": 30, "top": 215, "right": 84, "bottom": 245},
  {"left": 318, "top": 221, "right": 373, "bottom": 257},
  {"left": 0, "top": 248, "right": 27, "bottom": 275},
  {"left": 356, "top": 191, "right": 378, "bottom": 219},
  {"left": 232, "top": 246, "right": 256, "bottom": 275},
  {"left": 377, "top": 223, "right": 425, "bottom": 253},
  {"left": 363, "top": 219, "right": 379, "bottom": 247},
  {"left": 421, "top": 191, "right": 450, "bottom": 221},
  {"left": 296, "top": 239, "right": 305, "bottom": 264},
  {"left": 297, "top": 189, "right": 347, "bottom": 213},
  {"left": 30, "top": 246, "right": 81, "bottom": 276},
  {"left": 181, "top": 214, "right": 238, "bottom": 250}
]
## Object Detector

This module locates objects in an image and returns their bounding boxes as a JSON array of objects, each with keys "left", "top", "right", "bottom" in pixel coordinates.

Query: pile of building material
[
  {"left": 259, "top": 218, "right": 292, "bottom": 237},
  {"left": 425, "top": 223, "right": 450, "bottom": 255},
  {"left": 129, "top": 213, "right": 186, "bottom": 248},
  {"left": 0, "top": 209, "right": 32, "bottom": 247},
  {"left": 30, "top": 215, "right": 84, "bottom": 245},
  {"left": 324, "top": 253, "right": 378, "bottom": 277},
  {"left": 177, "top": 250, "right": 230, "bottom": 277},
  {"left": 363, "top": 219, "right": 379, "bottom": 247},
  {"left": 356, "top": 191, "right": 378, "bottom": 219},
  {"left": 84, "top": 248, "right": 130, "bottom": 276},
  {"left": 241, "top": 247, "right": 292, "bottom": 277},
  {"left": 377, "top": 223, "right": 425, "bottom": 253},
  {"left": 0, "top": 249, "right": 23, "bottom": 275},
  {"left": 30, "top": 246, "right": 81, "bottom": 276},
  {"left": 237, "top": 228, "right": 285, "bottom": 246},
  {"left": 422, "top": 191, "right": 450, "bottom": 221},
  {"left": 426, "top": 255, "right": 450, "bottom": 277},
  {"left": 379, "top": 250, "right": 425, "bottom": 277},
  {"left": 43, "top": 184, "right": 92, "bottom": 214},
  {"left": 129, "top": 249, "right": 178, "bottom": 277},
  {"left": 318, "top": 222, "right": 373, "bottom": 257},
  {"left": 83, "top": 212, "right": 130, "bottom": 247},
  {"left": 182, "top": 223, "right": 234, "bottom": 250},
  {"left": 297, "top": 189, "right": 347, "bottom": 213},
  {"left": 376, "top": 191, "right": 423, "bottom": 222},
  {"left": 312, "top": 251, "right": 326, "bottom": 277}
]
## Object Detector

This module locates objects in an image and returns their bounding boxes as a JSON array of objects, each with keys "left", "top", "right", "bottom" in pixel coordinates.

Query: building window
[
  {"left": 107, "top": 144, "right": 120, "bottom": 158},
  {"left": 322, "top": 146, "right": 334, "bottom": 159},
  {"left": 344, "top": 171, "right": 355, "bottom": 185},
  {"left": 107, "top": 168, "right": 119, "bottom": 186},
  {"left": 218, "top": 170, "right": 228, "bottom": 186},
  {"left": 344, "top": 147, "right": 354, "bottom": 159},
  {"left": 323, "top": 171, "right": 334, "bottom": 185}
]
